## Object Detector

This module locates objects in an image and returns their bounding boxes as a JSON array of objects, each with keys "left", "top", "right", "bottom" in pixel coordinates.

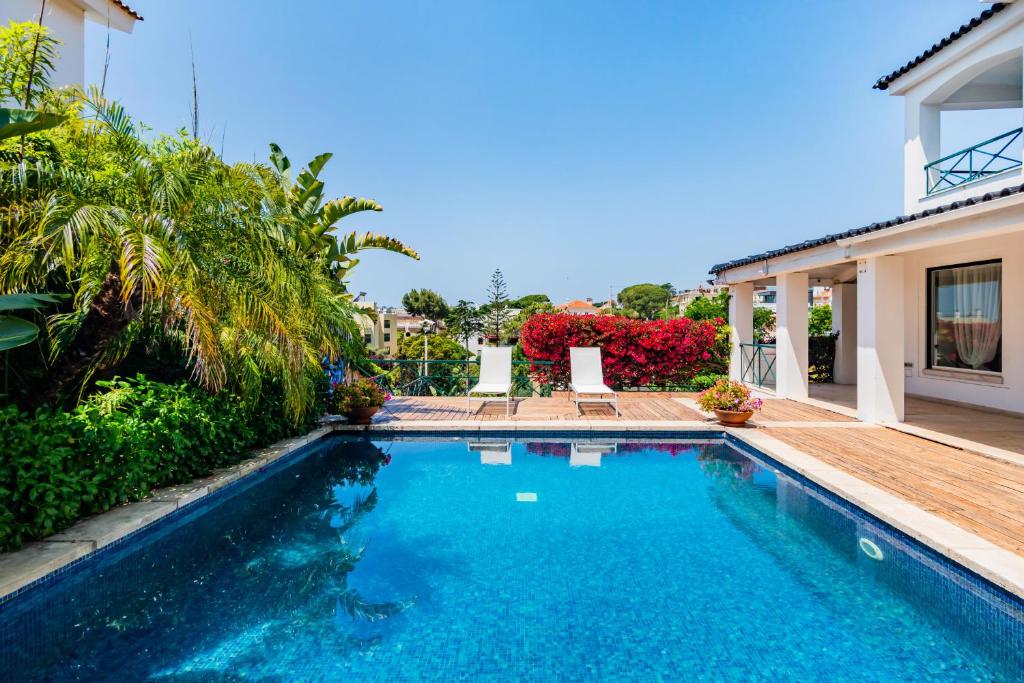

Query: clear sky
[{"left": 82, "top": 0, "right": 1018, "bottom": 306}]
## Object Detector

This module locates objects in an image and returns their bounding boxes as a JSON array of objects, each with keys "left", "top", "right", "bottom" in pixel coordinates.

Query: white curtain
[{"left": 952, "top": 263, "right": 1001, "bottom": 370}]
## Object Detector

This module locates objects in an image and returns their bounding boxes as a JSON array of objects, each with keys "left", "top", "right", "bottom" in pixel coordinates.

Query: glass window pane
[{"left": 930, "top": 262, "right": 1001, "bottom": 372}]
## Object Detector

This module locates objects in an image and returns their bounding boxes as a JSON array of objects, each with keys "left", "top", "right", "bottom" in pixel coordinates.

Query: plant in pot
[
  {"left": 330, "top": 379, "right": 389, "bottom": 424},
  {"left": 696, "top": 379, "right": 763, "bottom": 426}
]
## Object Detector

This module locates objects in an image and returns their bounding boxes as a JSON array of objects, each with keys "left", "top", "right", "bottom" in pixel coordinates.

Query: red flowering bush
[{"left": 520, "top": 313, "right": 722, "bottom": 387}]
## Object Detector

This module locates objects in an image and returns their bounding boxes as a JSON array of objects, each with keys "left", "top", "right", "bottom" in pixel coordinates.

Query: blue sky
[{"left": 84, "top": 1, "right": 1016, "bottom": 306}]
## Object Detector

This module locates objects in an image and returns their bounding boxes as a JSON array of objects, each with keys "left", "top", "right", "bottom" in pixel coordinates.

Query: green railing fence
[
  {"left": 369, "top": 359, "right": 554, "bottom": 397},
  {"left": 740, "top": 343, "right": 776, "bottom": 388},
  {"left": 925, "top": 127, "right": 1022, "bottom": 195}
]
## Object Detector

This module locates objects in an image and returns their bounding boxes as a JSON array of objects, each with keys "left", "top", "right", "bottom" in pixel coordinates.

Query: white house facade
[
  {"left": 712, "top": 1, "right": 1024, "bottom": 424},
  {"left": 0, "top": 0, "right": 141, "bottom": 88}
]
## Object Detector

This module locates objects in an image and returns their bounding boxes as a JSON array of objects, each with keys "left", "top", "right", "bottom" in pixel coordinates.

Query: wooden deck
[
  {"left": 751, "top": 398, "right": 858, "bottom": 423},
  {"left": 768, "top": 426, "right": 1024, "bottom": 555},
  {"left": 378, "top": 393, "right": 705, "bottom": 422},
  {"left": 374, "top": 393, "right": 1024, "bottom": 560},
  {"left": 810, "top": 383, "right": 1024, "bottom": 457}
]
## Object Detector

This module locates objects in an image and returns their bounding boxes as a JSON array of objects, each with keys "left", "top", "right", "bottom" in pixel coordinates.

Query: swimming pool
[{"left": 1, "top": 433, "right": 1022, "bottom": 681}]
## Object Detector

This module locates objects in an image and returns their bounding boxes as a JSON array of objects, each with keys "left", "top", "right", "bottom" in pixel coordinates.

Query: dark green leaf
[
  {"left": 0, "top": 293, "right": 67, "bottom": 312},
  {"left": 0, "top": 108, "right": 66, "bottom": 141},
  {"left": 0, "top": 316, "right": 39, "bottom": 351}
]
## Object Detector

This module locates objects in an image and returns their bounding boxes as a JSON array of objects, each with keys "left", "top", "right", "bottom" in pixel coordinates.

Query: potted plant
[
  {"left": 330, "top": 379, "right": 389, "bottom": 424},
  {"left": 696, "top": 378, "right": 763, "bottom": 426}
]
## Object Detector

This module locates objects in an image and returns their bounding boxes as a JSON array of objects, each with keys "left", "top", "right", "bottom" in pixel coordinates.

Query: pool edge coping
[
  {"left": 0, "top": 425, "right": 336, "bottom": 605},
  {"left": 1, "top": 420, "right": 1022, "bottom": 606},
  {"left": 724, "top": 427, "right": 1024, "bottom": 601}
]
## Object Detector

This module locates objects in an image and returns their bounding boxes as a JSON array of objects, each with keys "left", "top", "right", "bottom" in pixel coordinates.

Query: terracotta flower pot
[
  {"left": 345, "top": 405, "right": 380, "bottom": 425},
  {"left": 713, "top": 408, "right": 754, "bottom": 426}
]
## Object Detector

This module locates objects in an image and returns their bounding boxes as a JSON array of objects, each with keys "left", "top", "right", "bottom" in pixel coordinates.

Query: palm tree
[
  {"left": 0, "top": 90, "right": 416, "bottom": 415},
  {"left": 262, "top": 142, "right": 418, "bottom": 285}
]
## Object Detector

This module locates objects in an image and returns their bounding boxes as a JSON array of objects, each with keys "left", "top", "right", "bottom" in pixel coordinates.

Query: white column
[
  {"left": 728, "top": 282, "right": 754, "bottom": 382},
  {"left": 776, "top": 272, "right": 809, "bottom": 400},
  {"left": 832, "top": 283, "right": 857, "bottom": 385},
  {"left": 904, "top": 101, "right": 940, "bottom": 213},
  {"left": 857, "top": 256, "right": 904, "bottom": 423}
]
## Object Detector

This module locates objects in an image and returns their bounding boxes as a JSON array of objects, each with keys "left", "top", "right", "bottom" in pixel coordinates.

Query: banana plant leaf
[
  {"left": 0, "top": 316, "right": 39, "bottom": 352},
  {"left": 0, "top": 292, "right": 67, "bottom": 311},
  {"left": 0, "top": 108, "right": 66, "bottom": 141}
]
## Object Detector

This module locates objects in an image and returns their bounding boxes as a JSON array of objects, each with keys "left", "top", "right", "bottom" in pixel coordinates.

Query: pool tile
[{"left": 0, "top": 541, "right": 95, "bottom": 598}]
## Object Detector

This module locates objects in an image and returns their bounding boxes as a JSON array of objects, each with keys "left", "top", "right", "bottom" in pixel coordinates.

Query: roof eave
[
  {"left": 708, "top": 182, "right": 1024, "bottom": 277},
  {"left": 872, "top": 2, "right": 1011, "bottom": 93}
]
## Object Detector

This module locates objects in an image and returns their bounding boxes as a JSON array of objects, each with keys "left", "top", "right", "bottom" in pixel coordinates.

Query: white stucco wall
[
  {"left": 0, "top": 0, "right": 86, "bottom": 88},
  {"left": 902, "top": 230, "right": 1024, "bottom": 412},
  {"left": 897, "top": 7, "right": 1024, "bottom": 214}
]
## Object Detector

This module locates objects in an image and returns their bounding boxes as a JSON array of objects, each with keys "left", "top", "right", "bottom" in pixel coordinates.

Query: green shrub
[
  {"left": 689, "top": 372, "right": 728, "bottom": 392},
  {"left": 0, "top": 374, "right": 325, "bottom": 551}
]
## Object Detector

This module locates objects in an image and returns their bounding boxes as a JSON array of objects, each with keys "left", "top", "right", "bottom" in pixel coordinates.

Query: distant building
[
  {"left": 354, "top": 302, "right": 447, "bottom": 358},
  {"left": 557, "top": 298, "right": 599, "bottom": 315},
  {"left": 0, "top": 0, "right": 142, "bottom": 88},
  {"left": 811, "top": 286, "right": 832, "bottom": 308},
  {"left": 754, "top": 287, "right": 776, "bottom": 312},
  {"left": 673, "top": 285, "right": 727, "bottom": 311},
  {"left": 355, "top": 302, "right": 398, "bottom": 357},
  {"left": 750, "top": 286, "right": 830, "bottom": 313},
  {"left": 464, "top": 309, "right": 522, "bottom": 355}
]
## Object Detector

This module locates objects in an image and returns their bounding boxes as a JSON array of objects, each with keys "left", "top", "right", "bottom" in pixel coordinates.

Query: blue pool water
[{"left": 1, "top": 434, "right": 1023, "bottom": 681}]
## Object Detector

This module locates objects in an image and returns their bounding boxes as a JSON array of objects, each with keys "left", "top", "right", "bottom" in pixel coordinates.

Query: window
[
  {"left": 363, "top": 334, "right": 372, "bottom": 344},
  {"left": 384, "top": 319, "right": 391, "bottom": 329},
  {"left": 384, "top": 333, "right": 391, "bottom": 342},
  {"left": 928, "top": 260, "right": 1002, "bottom": 373}
]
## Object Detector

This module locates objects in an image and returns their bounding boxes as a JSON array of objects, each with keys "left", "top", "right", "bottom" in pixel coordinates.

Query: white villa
[
  {"left": 713, "top": 1, "right": 1024, "bottom": 424},
  {"left": 0, "top": 0, "right": 141, "bottom": 88}
]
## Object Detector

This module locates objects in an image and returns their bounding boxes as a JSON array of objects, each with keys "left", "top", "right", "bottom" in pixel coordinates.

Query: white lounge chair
[
  {"left": 467, "top": 346, "right": 513, "bottom": 416},
  {"left": 569, "top": 347, "right": 619, "bottom": 416},
  {"left": 468, "top": 441, "right": 513, "bottom": 465},
  {"left": 569, "top": 442, "right": 617, "bottom": 467}
]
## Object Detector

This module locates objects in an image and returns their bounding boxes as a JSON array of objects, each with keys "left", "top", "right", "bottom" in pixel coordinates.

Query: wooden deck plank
[
  {"left": 755, "top": 399, "right": 857, "bottom": 423},
  {"left": 767, "top": 426, "right": 1024, "bottom": 554},
  {"left": 377, "top": 395, "right": 705, "bottom": 422}
]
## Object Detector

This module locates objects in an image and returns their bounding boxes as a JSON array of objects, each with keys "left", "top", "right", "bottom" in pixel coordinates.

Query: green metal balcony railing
[
  {"left": 925, "top": 127, "right": 1022, "bottom": 195},
  {"left": 369, "top": 359, "right": 554, "bottom": 398},
  {"left": 739, "top": 343, "right": 776, "bottom": 388}
]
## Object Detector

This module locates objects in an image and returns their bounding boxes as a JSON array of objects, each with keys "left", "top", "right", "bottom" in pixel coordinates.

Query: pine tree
[
  {"left": 446, "top": 300, "right": 482, "bottom": 347},
  {"left": 486, "top": 269, "right": 510, "bottom": 344}
]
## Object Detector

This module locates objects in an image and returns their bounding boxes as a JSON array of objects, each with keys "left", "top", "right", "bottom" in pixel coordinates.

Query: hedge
[
  {"left": 520, "top": 313, "right": 722, "bottom": 387},
  {"left": 0, "top": 374, "right": 325, "bottom": 551}
]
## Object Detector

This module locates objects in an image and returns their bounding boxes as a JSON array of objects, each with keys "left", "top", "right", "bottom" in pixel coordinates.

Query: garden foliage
[
  {"left": 0, "top": 375, "right": 323, "bottom": 551},
  {"left": 520, "top": 313, "right": 722, "bottom": 387}
]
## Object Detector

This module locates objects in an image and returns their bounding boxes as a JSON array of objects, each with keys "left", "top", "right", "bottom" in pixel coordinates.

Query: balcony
[{"left": 924, "top": 127, "right": 1022, "bottom": 196}]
